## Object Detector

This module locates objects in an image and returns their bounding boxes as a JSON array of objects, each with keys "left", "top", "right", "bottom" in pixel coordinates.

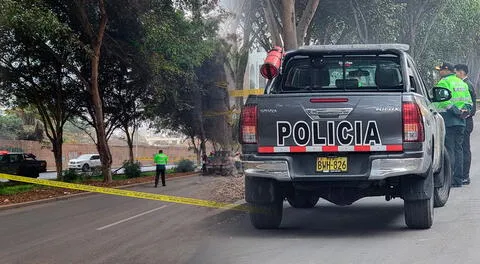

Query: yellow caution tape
[
  {"left": 0, "top": 173, "right": 251, "bottom": 212},
  {"left": 203, "top": 110, "right": 241, "bottom": 117},
  {"left": 215, "top": 81, "right": 229, "bottom": 89},
  {"left": 229, "top": 89, "right": 265, "bottom": 97}
]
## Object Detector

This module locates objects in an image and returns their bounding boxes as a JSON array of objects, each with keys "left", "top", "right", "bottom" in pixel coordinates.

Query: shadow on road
[{"left": 203, "top": 199, "right": 409, "bottom": 238}]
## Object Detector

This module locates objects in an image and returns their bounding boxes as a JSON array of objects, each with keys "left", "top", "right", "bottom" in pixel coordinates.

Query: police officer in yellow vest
[
  {"left": 154, "top": 150, "right": 169, "bottom": 187},
  {"left": 455, "top": 64, "right": 476, "bottom": 185},
  {"left": 434, "top": 62, "right": 473, "bottom": 187}
]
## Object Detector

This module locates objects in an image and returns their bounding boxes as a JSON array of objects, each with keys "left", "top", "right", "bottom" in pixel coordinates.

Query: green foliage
[
  {"left": 144, "top": 2, "right": 227, "bottom": 151},
  {"left": 301, "top": 0, "right": 480, "bottom": 85},
  {"left": 0, "top": 0, "right": 75, "bottom": 43},
  {"left": 0, "top": 114, "right": 23, "bottom": 140},
  {"left": 0, "top": 110, "right": 44, "bottom": 141},
  {"left": 62, "top": 169, "right": 81, "bottom": 183},
  {"left": 0, "top": 183, "right": 36, "bottom": 195},
  {"left": 142, "top": 1, "right": 218, "bottom": 74},
  {"left": 123, "top": 160, "right": 142, "bottom": 178},
  {"left": 175, "top": 159, "right": 195, "bottom": 173}
]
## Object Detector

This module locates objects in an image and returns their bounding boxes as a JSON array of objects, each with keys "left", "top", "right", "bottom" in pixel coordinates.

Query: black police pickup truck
[
  {"left": 240, "top": 44, "right": 453, "bottom": 229},
  {"left": 0, "top": 151, "right": 47, "bottom": 178}
]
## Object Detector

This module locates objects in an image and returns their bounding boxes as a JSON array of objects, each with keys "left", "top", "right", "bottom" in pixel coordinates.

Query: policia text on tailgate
[{"left": 240, "top": 44, "right": 453, "bottom": 229}]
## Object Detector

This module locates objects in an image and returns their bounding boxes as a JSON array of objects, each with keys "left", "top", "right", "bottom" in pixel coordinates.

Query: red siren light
[{"left": 260, "top": 46, "right": 283, "bottom": 79}]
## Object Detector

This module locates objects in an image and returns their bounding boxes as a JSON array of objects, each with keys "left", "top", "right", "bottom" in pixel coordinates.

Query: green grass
[
  {"left": 0, "top": 183, "right": 37, "bottom": 195},
  {"left": 87, "top": 171, "right": 156, "bottom": 181}
]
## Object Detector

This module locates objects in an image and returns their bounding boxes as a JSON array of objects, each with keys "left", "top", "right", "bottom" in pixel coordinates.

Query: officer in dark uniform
[
  {"left": 455, "top": 64, "right": 476, "bottom": 185},
  {"left": 434, "top": 62, "right": 473, "bottom": 187}
]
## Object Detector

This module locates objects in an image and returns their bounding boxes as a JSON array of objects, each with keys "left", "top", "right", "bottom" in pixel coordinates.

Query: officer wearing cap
[
  {"left": 434, "top": 62, "right": 473, "bottom": 187},
  {"left": 455, "top": 64, "right": 476, "bottom": 185}
]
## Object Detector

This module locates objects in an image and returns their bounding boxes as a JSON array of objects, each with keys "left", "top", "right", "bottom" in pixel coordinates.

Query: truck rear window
[{"left": 278, "top": 55, "right": 403, "bottom": 93}]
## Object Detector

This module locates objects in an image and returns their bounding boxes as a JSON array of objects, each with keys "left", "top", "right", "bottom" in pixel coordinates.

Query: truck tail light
[
  {"left": 240, "top": 105, "right": 258, "bottom": 144},
  {"left": 403, "top": 102, "right": 425, "bottom": 142}
]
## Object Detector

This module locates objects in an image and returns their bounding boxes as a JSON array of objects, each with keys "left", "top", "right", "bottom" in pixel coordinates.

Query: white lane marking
[{"left": 96, "top": 205, "right": 168, "bottom": 230}]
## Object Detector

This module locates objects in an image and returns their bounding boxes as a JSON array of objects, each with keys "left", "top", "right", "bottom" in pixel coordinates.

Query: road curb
[{"left": 0, "top": 173, "right": 200, "bottom": 211}]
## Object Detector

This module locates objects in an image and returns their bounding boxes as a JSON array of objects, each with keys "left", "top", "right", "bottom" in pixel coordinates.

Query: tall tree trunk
[
  {"left": 223, "top": 89, "right": 233, "bottom": 151},
  {"left": 200, "top": 139, "right": 206, "bottom": 157},
  {"left": 190, "top": 136, "right": 202, "bottom": 165},
  {"left": 235, "top": 51, "right": 249, "bottom": 108},
  {"left": 35, "top": 98, "right": 65, "bottom": 180},
  {"left": 52, "top": 135, "right": 63, "bottom": 180},
  {"left": 262, "top": 0, "right": 283, "bottom": 47},
  {"left": 124, "top": 125, "right": 134, "bottom": 162},
  {"left": 296, "top": 0, "right": 320, "bottom": 46},
  {"left": 350, "top": 0, "right": 369, "bottom": 44},
  {"left": 281, "top": 0, "right": 297, "bottom": 50},
  {"left": 90, "top": 0, "right": 112, "bottom": 182},
  {"left": 192, "top": 82, "right": 207, "bottom": 155}
]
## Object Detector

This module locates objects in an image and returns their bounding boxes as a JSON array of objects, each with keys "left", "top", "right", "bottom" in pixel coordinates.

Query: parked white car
[{"left": 68, "top": 154, "right": 101, "bottom": 172}]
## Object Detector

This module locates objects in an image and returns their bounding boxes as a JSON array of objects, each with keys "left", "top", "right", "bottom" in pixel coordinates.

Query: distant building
[{"left": 145, "top": 136, "right": 185, "bottom": 146}]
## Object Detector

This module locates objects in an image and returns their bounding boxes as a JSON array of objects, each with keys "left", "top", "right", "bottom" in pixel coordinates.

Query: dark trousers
[
  {"left": 463, "top": 117, "right": 474, "bottom": 181},
  {"left": 155, "top": 164, "right": 166, "bottom": 186},
  {"left": 445, "top": 126, "right": 465, "bottom": 186}
]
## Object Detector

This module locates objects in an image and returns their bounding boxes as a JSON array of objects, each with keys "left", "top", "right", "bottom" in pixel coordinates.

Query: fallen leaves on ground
[{"left": 207, "top": 175, "right": 245, "bottom": 203}]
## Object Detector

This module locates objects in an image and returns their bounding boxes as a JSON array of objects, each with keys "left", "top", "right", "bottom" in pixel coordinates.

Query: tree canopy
[{"left": 1, "top": 0, "right": 480, "bottom": 181}]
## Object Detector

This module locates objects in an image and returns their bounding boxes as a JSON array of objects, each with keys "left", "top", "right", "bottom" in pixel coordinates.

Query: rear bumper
[
  {"left": 242, "top": 152, "right": 430, "bottom": 181},
  {"left": 243, "top": 160, "right": 291, "bottom": 180}
]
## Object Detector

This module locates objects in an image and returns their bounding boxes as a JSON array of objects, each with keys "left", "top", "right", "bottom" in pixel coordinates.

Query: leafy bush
[
  {"left": 175, "top": 159, "right": 195, "bottom": 173},
  {"left": 63, "top": 169, "right": 81, "bottom": 182},
  {"left": 123, "top": 160, "right": 142, "bottom": 178}
]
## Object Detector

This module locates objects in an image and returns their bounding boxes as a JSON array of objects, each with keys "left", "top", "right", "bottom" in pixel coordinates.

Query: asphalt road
[{"left": 1, "top": 119, "right": 480, "bottom": 263}]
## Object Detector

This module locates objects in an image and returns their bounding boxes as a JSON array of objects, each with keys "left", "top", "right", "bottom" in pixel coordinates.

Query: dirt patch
[
  {"left": 0, "top": 171, "right": 197, "bottom": 205},
  {"left": 207, "top": 175, "right": 245, "bottom": 203},
  {"left": 0, "top": 187, "right": 84, "bottom": 204}
]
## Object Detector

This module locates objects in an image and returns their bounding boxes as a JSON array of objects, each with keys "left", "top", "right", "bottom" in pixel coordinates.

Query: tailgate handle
[
  {"left": 304, "top": 108, "right": 353, "bottom": 120},
  {"left": 318, "top": 113, "right": 341, "bottom": 118}
]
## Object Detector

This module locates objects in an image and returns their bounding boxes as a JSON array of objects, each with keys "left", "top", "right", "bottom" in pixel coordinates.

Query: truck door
[{"left": 9, "top": 154, "right": 23, "bottom": 175}]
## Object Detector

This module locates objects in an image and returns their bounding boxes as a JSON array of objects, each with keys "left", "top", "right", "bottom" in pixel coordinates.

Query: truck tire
[
  {"left": 404, "top": 171, "right": 434, "bottom": 229},
  {"left": 245, "top": 177, "right": 283, "bottom": 229},
  {"left": 249, "top": 198, "right": 283, "bottom": 229},
  {"left": 434, "top": 150, "right": 452, "bottom": 208},
  {"left": 82, "top": 164, "right": 90, "bottom": 172},
  {"left": 287, "top": 194, "right": 319, "bottom": 208},
  {"left": 404, "top": 197, "right": 433, "bottom": 229}
]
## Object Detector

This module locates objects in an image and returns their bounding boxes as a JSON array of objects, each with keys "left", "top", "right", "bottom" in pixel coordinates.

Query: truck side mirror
[{"left": 431, "top": 87, "right": 451, "bottom": 102}]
